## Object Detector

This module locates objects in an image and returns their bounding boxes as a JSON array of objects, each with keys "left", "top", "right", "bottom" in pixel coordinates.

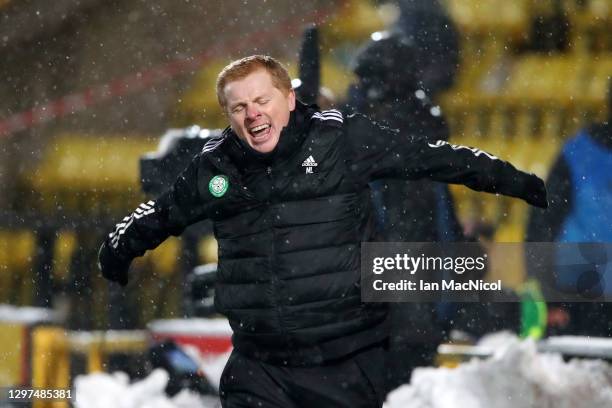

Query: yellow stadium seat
[
  {"left": 502, "top": 132, "right": 532, "bottom": 171},
  {"left": 142, "top": 237, "right": 180, "bottom": 278},
  {"left": 3, "top": 230, "right": 35, "bottom": 273},
  {"left": 322, "top": 0, "right": 386, "bottom": 44},
  {"left": 587, "top": 55, "right": 612, "bottom": 102},
  {"left": 320, "top": 56, "right": 356, "bottom": 103},
  {"left": 505, "top": 54, "right": 589, "bottom": 102},
  {"left": 498, "top": 55, "right": 593, "bottom": 140},
  {"left": 198, "top": 234, "right": 218, "bottom": 264},
  {"left": 588, "top": 0, "right": 612, "bottom": 19},
  {"left": 482, "top": 193, "right": 504, "bottom": 223},
  {"left": 175, "top": 59, "right": 228, "bottom": 128},
  {"left": 494, "top": 221, "right": 525, "bottom": 243},
  {"left": 0, "top": 230, "right": 35, "bottom": 305},
  {"left": 568, "top": 0, "right": 612, "bottom": 21},
  {"left": 53, "top": 230, "right": 77, "bottom": 281},
  {"left": 31, "top": 134, "right": 156, "bottom": 191},
  {"left": 527, "top": 135, "right": 562, "bottom": 179},
  {"left": 26, "top": 134, "right": 156, "bottom": 215},
  {"left": 565, "top": 0, "right": 612, "bottom": 53},
  {"left": 490, "top": 132, "right": 516, "bottom": 162},
  {"left": 446, "top": 0, "right": 529, "bottom": 35}
]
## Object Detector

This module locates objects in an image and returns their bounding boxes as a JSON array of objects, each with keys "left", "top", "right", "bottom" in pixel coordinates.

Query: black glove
[
  {"left": 525, "top": 175, "right": 549, "bottom": 209},
  {"left": 98, "top": 241, "right": 132, "bottom": 286}
]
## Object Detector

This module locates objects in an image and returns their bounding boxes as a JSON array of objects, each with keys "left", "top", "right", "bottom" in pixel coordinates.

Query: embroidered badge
[{"left": 209, "top": 175, "right": 229, "bottom": 197}]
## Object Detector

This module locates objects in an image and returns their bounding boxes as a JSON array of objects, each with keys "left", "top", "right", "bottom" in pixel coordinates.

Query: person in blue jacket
[{"left": 526, "top": 80, "right": 612, "bottom": 336}]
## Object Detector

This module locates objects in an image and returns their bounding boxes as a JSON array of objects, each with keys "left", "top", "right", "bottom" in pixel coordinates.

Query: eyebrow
[
  {"left": 229, "top": 101, "right": 245, "bottom": 110},
  {"left": 229, "top": 94, "right": 270, "bottom": 110}
]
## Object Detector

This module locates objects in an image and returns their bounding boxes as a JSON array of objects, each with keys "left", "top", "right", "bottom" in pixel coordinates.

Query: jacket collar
[{"left": 223, "top": 100, "right": 317, "bottom": 171}]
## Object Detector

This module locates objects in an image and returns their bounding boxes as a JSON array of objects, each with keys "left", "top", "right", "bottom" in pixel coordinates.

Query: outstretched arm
[
  {"left": 99, "top": 153, "right": 213, "bottom": 285},
  {"left": 345, "top": 113, "right": 548, "bottom": 208}
]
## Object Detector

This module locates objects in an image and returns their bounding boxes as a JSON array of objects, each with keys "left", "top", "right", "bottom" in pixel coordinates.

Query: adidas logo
[
  {"left": 302, "top": 155, "right": 318, "bottom": 174},
  {"left": 302, "top": 155, "right": 318, "bottom": 167}
]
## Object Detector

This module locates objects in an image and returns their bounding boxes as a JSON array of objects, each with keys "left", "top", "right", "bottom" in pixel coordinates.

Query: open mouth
[{"left": 248, "top": 123, "right": 271, "bottom": 138}]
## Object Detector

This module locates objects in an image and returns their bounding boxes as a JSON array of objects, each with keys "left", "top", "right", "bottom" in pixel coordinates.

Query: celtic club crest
[{"left": 209, "top": 175, "right": 229, "bottom": 198}]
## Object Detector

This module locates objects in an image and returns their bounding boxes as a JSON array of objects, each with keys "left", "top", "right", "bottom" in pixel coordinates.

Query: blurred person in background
[
  {"left": 526, "top": 80, "right": 612, "bottom": 337},
  {"left": 393, "top": 0, "right": 460, "bottom": 97},
  {"left": 347, "top": 31, "right": 464, "bottom": 391},
  {"left": 98, "top": 55, "right": 547, "bottom": 407},
  {"left": 345, "top": 0, "right": 466, "bottom": 391}
]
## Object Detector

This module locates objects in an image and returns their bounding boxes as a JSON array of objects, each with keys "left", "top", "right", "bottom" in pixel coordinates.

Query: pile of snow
[
  {"left": 385, "top": 336, "right": 612, "bottom": 408},
  {"left": 73, "top": 346, "right": 230, "bottom": 408},
  {"left": 74, "top": 369, "right": 220, "bottom": 408},
  {"left": 476, "top": 330, "right": 518, "bottom": 349},
  {"left": 75, "top": 332, "right": 612, "bottom": 407}
]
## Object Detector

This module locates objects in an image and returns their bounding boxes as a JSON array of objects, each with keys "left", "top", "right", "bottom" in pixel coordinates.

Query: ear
[{"left": 287, "top": 89, "right": 296, "bottom": 111}]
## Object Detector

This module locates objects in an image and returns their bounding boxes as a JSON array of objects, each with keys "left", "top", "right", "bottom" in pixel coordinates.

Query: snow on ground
[
  {"left": 74, "top": 369, "right": 220, "bottom": 408},
  {"left": 384, "top": 336, "right": 612, "bottom": 408},
  {"left": 74, "top": 333, "right": 612, "bottom": 408},
  {"left": 73, "top": 333, "right": 231, "bottom": 408}
]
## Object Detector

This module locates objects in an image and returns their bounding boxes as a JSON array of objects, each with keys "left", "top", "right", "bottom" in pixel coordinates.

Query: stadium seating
[
  {"left": 439, "top": 0, "right": 611, "bottom": 245},
  {"left": 0, "top": 231, "right": 35, "bottom": 305}
]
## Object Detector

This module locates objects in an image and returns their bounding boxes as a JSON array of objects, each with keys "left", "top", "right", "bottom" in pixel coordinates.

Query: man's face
[{"left": 223, "top": 69, "right": 296, "bottom": 153}]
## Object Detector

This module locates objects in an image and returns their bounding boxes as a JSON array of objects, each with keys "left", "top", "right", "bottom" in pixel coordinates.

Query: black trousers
[{"left": 219, "top": 345, "right": 387, "bottom": 408}]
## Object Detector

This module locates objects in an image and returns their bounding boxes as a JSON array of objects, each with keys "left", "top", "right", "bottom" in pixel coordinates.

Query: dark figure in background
[
  {"left": 348, "top": 32, "right": 462, "bottom": 243},
  {"left": 347, "top": 31, "right": 463, "bottom": 393},
  {"left": 348, "top": 0, "right": 462, "bottom": 243},
  {"left": 526, "top": 81, "right": 612, "bottom": 337},
  {"left": 348, "top": 12, "right": 520, "bottom": 388},
  {"left": 394, "top": 0, "right": 460, "bottom": 97}
]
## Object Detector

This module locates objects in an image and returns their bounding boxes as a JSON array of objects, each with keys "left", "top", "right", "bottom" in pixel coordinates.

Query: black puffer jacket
[{"left": 103, "top": 101, "right": 546, "bottom": 365}]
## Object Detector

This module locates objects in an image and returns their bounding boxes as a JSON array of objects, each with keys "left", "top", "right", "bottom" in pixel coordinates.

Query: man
[{"left": 99, "top": 55, "right": 547, "bottom": 407}]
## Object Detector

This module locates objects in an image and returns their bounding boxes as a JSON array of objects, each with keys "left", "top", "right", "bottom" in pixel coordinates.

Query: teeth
[{"left": 250, "top": 124, "right": 270, "bottom": 133}]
